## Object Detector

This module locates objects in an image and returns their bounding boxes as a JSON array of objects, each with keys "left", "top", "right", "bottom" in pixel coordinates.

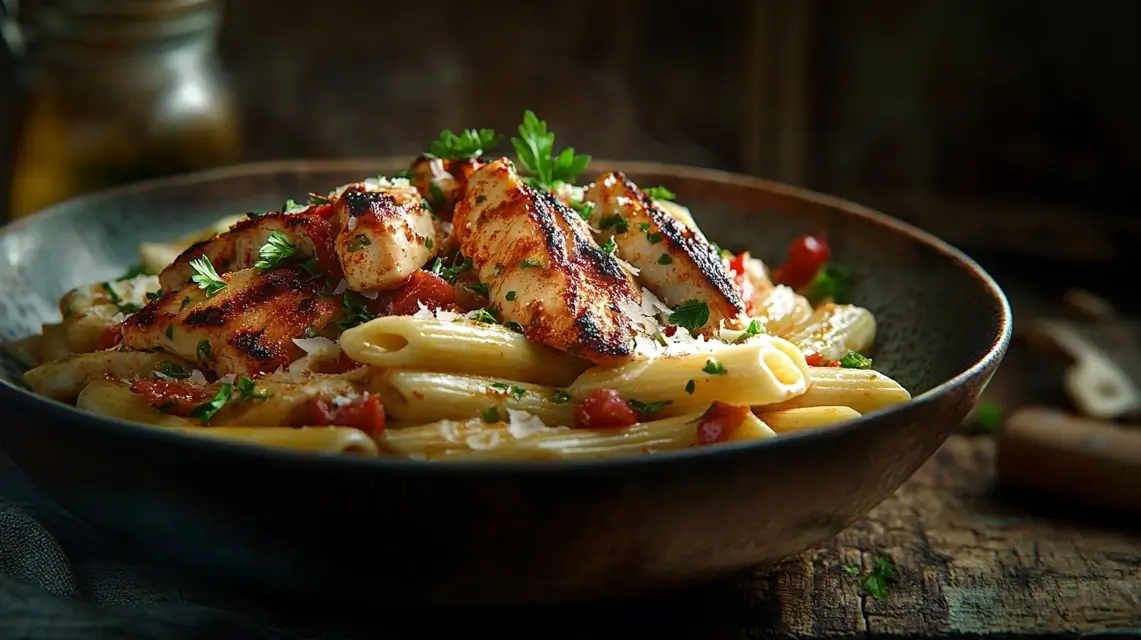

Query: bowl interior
[{"left": 0, "top": 159, "right": 1007, "bottom": 404}]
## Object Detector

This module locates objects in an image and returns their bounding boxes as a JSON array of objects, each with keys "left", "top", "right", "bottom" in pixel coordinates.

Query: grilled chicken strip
[
  {"left": 453, "top": 158, "right": 643, "bottom": 365},
  {"left": 122, "top": 266, "right": 341, "bottom": 377},
  {"left": 409, "top": 155, "right": 484, "bottom": 218},
  {"left": 584, "top": 172, "right": 746, "bottom": 333},
  {"left": 160, "top": 179, "right": 440, "bottom": 294}
]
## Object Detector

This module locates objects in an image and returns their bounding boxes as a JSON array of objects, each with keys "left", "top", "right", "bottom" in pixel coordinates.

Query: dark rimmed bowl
[{"left": 0, "top": 159, "right": 1011, "bottom": 607}]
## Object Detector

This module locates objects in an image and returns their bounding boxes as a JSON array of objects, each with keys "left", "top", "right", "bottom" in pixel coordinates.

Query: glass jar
[{"left": 7, "top": 0, "right": 240, "bottom": 219}]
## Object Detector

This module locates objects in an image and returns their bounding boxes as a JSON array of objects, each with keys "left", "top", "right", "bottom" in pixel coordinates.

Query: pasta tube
[
  {"left": 23, "top": 350, "right": 194, "bottom": 402},
  {"left": 168, "top": 426, "right": 379, "bottom": 455},
  {"left": 784, "top": 303, "right": 876, "bottom": 362},
  {"left": 567, "top": 336, "right": 809, "bottom": 412},
  {"left": 370, "top": 369, "right": 575, "bottom": 427},
  {"left": 753, "top": 285, "right": 814, "bottom": 338},
  {"left": 4, "top": 334, "right": 44, "bottom": 369},
  {"left": 39, "top": 323, "right": 73, "bottom": 363},
  {"left": 340, "top": 316, "right": 590, "bottom": 387},
  {"left": 76, "top": 379, "right": 195, "bottom": 427},
  {"left": 764, "top": 366, "right": 911, "bottom": 414},
  {"left": 757, "top": 406, "right": 862, "bottom": 433},
  {"left": 60, "top": 276, "right": 160, "bottom": 354}
]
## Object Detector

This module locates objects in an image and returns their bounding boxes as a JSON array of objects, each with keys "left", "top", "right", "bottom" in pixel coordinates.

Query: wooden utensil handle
[{"left": 997, "top": 406, "right": 1141, "bottom": 514}]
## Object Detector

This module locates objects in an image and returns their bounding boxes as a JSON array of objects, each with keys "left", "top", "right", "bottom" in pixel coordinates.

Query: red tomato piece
[
  {"left": 129, "top": 379, "right": 213, "bottom": 416},
  {"left": 695, "top": 402, "right": 752, "bottom": 446},
  {"left": 573, "top": 389, "right": 639, "bottom": 429},
  {"left": 772, "top": 233, "right": 831, "bottom": 289},
  {"left": 804, "top": 353, "right": 828, "bottom": 367},
  {"left": 97, "top": 325, "right": 122, "bottom": 350},
  {"left": 307, "top": 394, "right": 386, "bottom": 436},
  {"left": 726, "top": 252, "right": 757, "bottom": 316},
  {"left": 382, "top": 270, "right": 457, "bottom": 316}
]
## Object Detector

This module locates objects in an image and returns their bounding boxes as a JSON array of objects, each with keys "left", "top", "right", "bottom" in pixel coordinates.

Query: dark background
[{"left": 3, "top": 0, "right": 1139, "bottom": 263}]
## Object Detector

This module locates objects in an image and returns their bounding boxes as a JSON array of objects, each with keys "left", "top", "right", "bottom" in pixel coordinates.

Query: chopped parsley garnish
[
  {"left": 570, "top": 200, "right": 594, "bottom": 220},
  {"left": 599, "top": 215, "right": 628, "bottom": 234},
  {"left": 703, "top": 358, "right": 727, "bottom": 375},
  {"left": 189, "top": 383, "right": 233, "bottom": 423},
  {"left": 668, "top": 299, "right": 710, "bottom": 334},
  {"left": 842, "top": 565, "right": 860, "bottom": 577},
  {"left": 839, "top": 351, "right": 873, "bottom": 369},
  {"left": 600, "top": 236, "right": 618, "bottom": 255},
  {"left": 428, "top": 183, "right": 447, "bottom": 211},
  {"left": 860, "top": 557, "right": 901, "bottom": 599},
  {"left": 805, "top": 263, "right": 853, "bottom": 305},
  {"left": 308, "top": 193, "right": 331, "bottom": 205},
  {"left": 303, "top": 326, "right": 318, "bottom": 339},
  {"left": 628, "top": 399, "right": 672, "bottom": 419},
  {"left": 197, "top": 340, "right": 212, "bottom": 362},
  {"left": 519, "top": 258, "right": 543, "bottom": 269},
  {"left": 157, "top": 362, "right": 190, "bottom": 379},
  {"left": 337, "top": 292, "right": 376, "bottom": 330},
  {"left": 492, "top": 383, "right": 527, "bottom": 400},
  {"left": 117, "top": 264, "right": 155, "bottom": 281},
  {"left": 643, "top": 185, "right": 676, "bottom": 201},
  {"left": 506, "top": 290, "right": 517, "bottom": 301},
  {"left": 425, "top": 237, "right": 434, "bottom": 249},
  {"left": 685, "top": 379, "right": 696, "bottom": 394},
  {"left": 481, "top": 406, "right": 501, "bottom": 423},
  {"left": 189, "top": 256, "right": 226, "bottom": 297},
  {"left": 466, "top": 282, "right": 490, "bottom": 296},
  {"left": 510, "top": 110, "right": 591, "bottom": 191},
  {"left": 646, "top": 232, "right": 663, "bottom": 244},
  {"left": 180, "top": 296, "right": 192, "bottom": 310},
  {"left": 346, "top": 234, "right": 371, "bottom": 253},
  {"left": 101, "top": 282, "right": 141, "bottom": 315},
  {"left": 639, "top": 222, "right": 651, "bottom": 232},
  {"left": 430, "top": 253, "right": 473, "bottom": 283},
  {"left": 734, "top": 319, "right": 764, "bottom": 344},
  {"left": 247, "top": 210, "right": 268, "bottom": 219},
  {"left": 549, "top": 389, "right": 572, "bottom": 404},
  {"left": 254, "top": 232, "right": 297, "bottom": 269},
  {"left": 146, "top": 289, "right": 164, "bottom": 302},
  {"left": 657, "top": 254, "right": 672, "bottom": 265},
  {"left": 503, "top": 321, "right": 525, "bottom": 334},
  {"left": 234, "top": 375, "right": 272, "bottom": 404},
  {"left": 281, "top": 198, "right": 300, "bottom": 213},
  {"left": 165, "top": 325, "right": 174, "bottom": 340},
  {"left": 428, "top": 128, "right": 501, "bottom": 161},
  {"left": 471, "top": 307, "right": 498, "bottom": 324}
]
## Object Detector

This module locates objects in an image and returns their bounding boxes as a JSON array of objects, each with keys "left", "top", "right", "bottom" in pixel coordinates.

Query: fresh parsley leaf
[
  {"left": 197, "top": 340, "right": 212, "bottom": 362},
  {"left": 628, "top": 399, "right": 672, "bottom": 419},
  {"left": 638, "top": 222, "right": 651, "bottom": 232},
  {"left": 569, "top": 200, "right": 594, "bottom": 220},
  {"left": 860, "top": 557, "right": 901, "bottom": 600},
  {"left": 157, "top": 362, "right": 190, "bottom": 379},
  {"left": 234, "top": 375, "right": 272, "bottom": 404},
  {"left": 842, "top": 565, "right": 860, "bottom": 577},
  {"left": 510, "top": 110, "right": 591, "bottom": 191},
  {"left": 805, "top": 263, "right": 853, "bottom": 305},
  {"left": 309, "top": 193, "right": 331, "bottom": 205},
  {"left": 519, "top": 258, "right": 542, "bottom": 269},
  {"left": 430, "top": 254, "right": 473, "bottom": 284},
  {"left": 466, "top": 282, "right": 490, "bottom": 296},
  {"left": 734, "top": 319, "right": 764, "bottom": 344},
  {"left": 599, "top": 215, "right": 628, "bottom": 234},
  {"left": 509, "top": 385, "right": 527, "bottom": 400},
  {"left": 668, "top": 299, "right": 710, "bottom": 334},
  {"left": 281, "top": 198, "right": 300, "bottom": 213},
  {"left": 254, "top": 232, "right": 297, "bottom": 269},
  {"left": 549, "top": 389, "right": 572, "bottom": 404},
  {"left": 247, "top": 211, "right": 268, "bottom": 219},
  {"left": 506, "top": 290, "right": 517, "bottom": 301},
  {"left": 839, "top": 351, "right": 873, "bottom": 370},
  {"left": 117, "top": 264, "right": 154, "bottom": 281},
  {"left": 657, "top": 254, "right": 672, "bottom": 265},
  {"left": 600, "top": 236, "right": 618, "bottom": 255},
  {"left": 685, "top": 379, "right": 696, "bottom": 394},
  {"left": 643, "top": 185, "right": 676, "bottom": 201},
  {"left": 146, "top": 289, "right": 164, "bottom": 302},
  {"left": 425, "top": 237, "right": 434, "bottom": 249},
  {"left": 471, "top": 307, "right": 498, "bottom": 324},
  {"left": 646, "top": 232, "right": 663, "bottom": 244},
  {"left": 189, "top": 383, "right": 233, "bottom": 423},
  {"left": 489, "top": 382, "right": 510, "bottom": 391},
  {"left": 346, "top": 234, "right": 371, "bottom": 253},
  {"left": 703, "top": 358, "right": 727, "bottom": 375},
  {"left": 189, "top": 256, "right": 227, "bottom": 297},
  {"left": 481, "top": 406, "right": 501, "bottom": 423},
  {"left": 428, "top": 128, "right": 501, "bottom": 161},
  {"left": 503, "top": 321, "right": 525, "bottom": 334},
  {"left": 337, "top": 292, "right": 376, "bottom": 330}
]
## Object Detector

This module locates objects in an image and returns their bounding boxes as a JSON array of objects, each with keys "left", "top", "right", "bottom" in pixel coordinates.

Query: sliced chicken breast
[
  {"left": 122, "top": 266, "right": 341, "bottom": 377},
  {"left": 409, "top": 155, "right": 484, "bottom": 218},
  {"left": 333, "top": 182, "right": 441, "bottom": 292},
  {"left": 584, "top": 172, "right": 746, "bottom": 333},
  {"left": 452, "top": 158, "right": 643, "bottom": 365}
]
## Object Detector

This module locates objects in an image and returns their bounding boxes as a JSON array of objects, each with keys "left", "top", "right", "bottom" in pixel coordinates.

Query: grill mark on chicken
[
  {"left": 231, "top": 330, "right": 276, "bottom": 362},
  {"left": 343, "top": 188, "right": 398, "bottom": 218}
]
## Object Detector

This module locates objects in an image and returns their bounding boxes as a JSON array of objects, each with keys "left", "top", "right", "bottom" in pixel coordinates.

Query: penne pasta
[
  {"left": 757, "top": 406, "right": 863, "bottom": 434},
  {"left": 763, "top": 366, "right": 911, "bottom": 414},
  {"left": 40, "top": 323, "right": 74, "bottom": 363},
  {"left": 76, "top": 379, "right": 195, "bottom": 427},
  {"left": 168, "top": 426, "right": 379, "bottom": 456},
  {"left": 24, "top": 350, "right": 195, "bottom": 402},
  {"left": 4, "top": 333, "right": 45, "bottom": 369},
  {"left": 567, "top": 336, "right": 810, "bottom": 413},
  {"left": 212, "top": 372, "right": 369, "bottom": 427},
  {"left": 340, "top": 316, "right": 590, "bottom": 387},
  {"left": 754, "top": 285, "right": 814, "bottom": 338},
  {"left": 370, "top": 369, "right": 575, "bottom": 427},
  {"left": 784, "top": 303, "right": 876, "bottom": 362},
  {"left": 60, "top": 276, "right": 160, "bottom": 354}
]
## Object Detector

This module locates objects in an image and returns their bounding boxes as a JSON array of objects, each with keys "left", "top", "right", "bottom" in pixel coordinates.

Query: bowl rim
[{"left": 0, "top": 158, "right": 1013, "bottom": 473}]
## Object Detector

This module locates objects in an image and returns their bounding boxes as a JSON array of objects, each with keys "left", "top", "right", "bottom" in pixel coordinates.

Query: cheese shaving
[
  {"left": 292, "top": 336, "right": 341, "bottom": 358},
  {"left": 332, "top": 279, "right": 349, "bottom": 295},
  {"left": 505, "top": 409, "right": 551, "bottom": 439},
  {"left": 346, "top": 216, "right": 358, "bottom": 232},
  {"left": 219, "top": 373, "right": 236, "bottom": 385},
  {"left": 188, "top": 369, "right": 208, "bottom": 385}
]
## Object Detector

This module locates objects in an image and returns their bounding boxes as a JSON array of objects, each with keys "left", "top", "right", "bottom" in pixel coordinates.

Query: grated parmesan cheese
[
  {"left": 505, "top": 409, "right": 550, "bottom": 439},
  {"left": 188, "top": 369, "right": 208, "bottom": 385},
  {"left": 219, "top": 373, "right": 236, "bottom": 385},
  {"left": 292, "top": 336, "right": 341, "bottom": 358},
  {"left": 332, "top": 279, "right": 349, "bottom": 295},
  {"left": 346, "top": 216, "right": 358, "bottom": 232}
]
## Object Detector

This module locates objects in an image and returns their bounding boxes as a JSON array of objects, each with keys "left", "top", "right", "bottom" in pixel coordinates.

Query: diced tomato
[
  {"left": 573, "top": 389, "right": 639, "bottom": 429},
  {"left": 97, "top": 325, "right": 122, "bottom": 350},
  {"left": 726, "top": 252, "right": 757, "bottom": 316},
  {"left": 663, "top": 326, "right": 679, "bottom": 338},
  {"left": 305, "top": 204, "right": 345, "bottom": 282},
  {"left": 695, "top": 402, "right": 752, "bottom": 446},
  {"left": 308, "top": 394, "right": 386, "bottom": 436},
  {"left": 130, "top": 379, "right": 213, "bottom": 416},
  {"left": 772, "top": 233, "right": 831, "bottom": 289},
  {"left": 804, "top": 353, "right": 840, "bottom": 367},
  {"left": 379, "top": 270, "right": 457, "bottom": 316}
]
